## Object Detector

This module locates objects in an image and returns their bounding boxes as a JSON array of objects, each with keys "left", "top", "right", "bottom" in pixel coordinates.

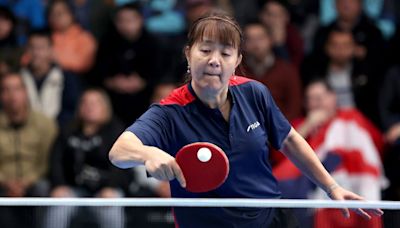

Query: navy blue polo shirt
[{"left": 127, "top": 76, "right": 291, "bottom": 227}]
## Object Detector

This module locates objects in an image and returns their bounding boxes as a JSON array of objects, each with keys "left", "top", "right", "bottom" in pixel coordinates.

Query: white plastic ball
[{"left": 197, "top": 147, "right": 212, "bottom": 162}]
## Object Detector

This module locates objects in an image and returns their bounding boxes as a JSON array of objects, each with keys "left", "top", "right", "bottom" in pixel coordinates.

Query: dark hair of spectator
[
  {"left": 28, "top": 29, "right": 53, "bottom": 45},
  {"left": 0, "top": 71, "right": 24, "bottom": 90},
  {"left": 0, "top": 6, "right": 16, "bottom": 25},
  {"left": 306, "top": 78, "right": 335, "bottom": 93},
  {"left": 326, "top": 27, "right": 355, "bottom": 42},
  {"left": 259, "top": 0, "right": 290, "bottom": 12},
  {"left": 46, "top": 0, "right": 76, "bottom": 23},
  {"left": 243, "top": 19, "right": 272, "bottom": 38},
  {"left": 115, "top": 2, "right": 143, "bottom": 16}
]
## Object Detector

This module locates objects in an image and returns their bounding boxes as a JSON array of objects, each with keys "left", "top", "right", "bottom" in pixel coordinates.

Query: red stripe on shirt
[{"left": 160, "top": 84, "right": 195, "bottom": 106}]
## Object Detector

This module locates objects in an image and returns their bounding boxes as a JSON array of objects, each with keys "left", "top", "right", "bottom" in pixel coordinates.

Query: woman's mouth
[{"left": 204, "top": 73, "right": 221, "bottom": 77}]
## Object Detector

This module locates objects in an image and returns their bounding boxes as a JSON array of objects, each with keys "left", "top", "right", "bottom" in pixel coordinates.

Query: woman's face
[
  {"left": 79, "top": 91, "right": 109, "bottom": 125},
  {"left": 186, "top": 38, "right": 242, "bottom": 93},
  {"left": 48, "top": 2, "right": 74, "bottom": 31}
]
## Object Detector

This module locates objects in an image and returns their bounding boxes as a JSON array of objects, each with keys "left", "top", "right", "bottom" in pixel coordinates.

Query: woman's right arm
[{"left": 109, "top": 131, "right": 186, "bottom": 187}]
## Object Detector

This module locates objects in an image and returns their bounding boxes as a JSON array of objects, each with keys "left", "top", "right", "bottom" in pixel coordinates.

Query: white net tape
[{"left": 0, "top": 198, "right": 399, "bottom": 209}]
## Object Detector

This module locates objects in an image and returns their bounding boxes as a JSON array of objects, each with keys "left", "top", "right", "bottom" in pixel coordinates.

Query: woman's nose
[{"left": 208, "top": 53, "right": 221, "bottom": 67}]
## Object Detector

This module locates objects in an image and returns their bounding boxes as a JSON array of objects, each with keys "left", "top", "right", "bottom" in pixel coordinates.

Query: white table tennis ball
[{"left": 197, "top": 147, "right": 212, "bottom": 162}]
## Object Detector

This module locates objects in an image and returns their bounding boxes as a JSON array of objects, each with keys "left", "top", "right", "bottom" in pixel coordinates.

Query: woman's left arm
[{"left": 281, "top": 127, "right": 383, "bottom": 219}]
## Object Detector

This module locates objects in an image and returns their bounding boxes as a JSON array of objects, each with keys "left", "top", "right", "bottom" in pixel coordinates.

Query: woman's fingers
[
  {"left": 352, "top": 208, "right": 371, "bottom": 220},
  {"left": 332, "top": 187, "right": 384, "bottom": 220},
  {"left": 172, "top": 162, "right": 186, "bottom": 188},
  {"left": 163, "top": 164, "right": 175, "bottom": 180},
  {"left": 341, "top": 208, "right": 350, "bottom": 218},
  {"left": 145, "top": 159, "right": 186, "bottom": 188},
  {"left": 367, "top": 208, "right": 384, "bottom": 217}
]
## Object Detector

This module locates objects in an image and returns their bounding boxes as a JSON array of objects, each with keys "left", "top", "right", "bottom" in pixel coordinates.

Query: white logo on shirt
[{"left": 247, "top": 121, "right": 260, "bottom": 132}]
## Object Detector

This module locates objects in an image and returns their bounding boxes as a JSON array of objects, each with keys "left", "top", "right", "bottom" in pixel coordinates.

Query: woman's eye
[{"left": 222, "top": 52, "right": 231, "bottom": 56}]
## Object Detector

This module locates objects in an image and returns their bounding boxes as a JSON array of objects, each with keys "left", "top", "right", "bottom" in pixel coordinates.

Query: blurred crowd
[{"left": 0, "top": 0, "right": 399, "bottom": 227}]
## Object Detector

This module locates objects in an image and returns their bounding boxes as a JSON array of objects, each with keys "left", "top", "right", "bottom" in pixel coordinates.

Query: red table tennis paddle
[{"left": 175, "top": 142, "right": 229, "bottom": 193}]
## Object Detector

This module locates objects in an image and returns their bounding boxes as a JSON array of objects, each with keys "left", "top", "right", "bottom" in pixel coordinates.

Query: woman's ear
[
  {"left": 235, "top": 54, "right": 243, "bottom": 68},
  {"left": 184, "top": 46, "right": 191, "bottom": 65}
]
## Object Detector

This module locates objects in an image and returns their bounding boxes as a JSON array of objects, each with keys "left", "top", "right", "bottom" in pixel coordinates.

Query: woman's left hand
[{"left": 328, "top": 186, "right": 384, "bottom": 219}]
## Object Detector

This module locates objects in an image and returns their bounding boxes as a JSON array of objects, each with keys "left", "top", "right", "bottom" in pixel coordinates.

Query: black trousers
[{"left": 269, "top": 208, "right": 300, "bottom": 228}]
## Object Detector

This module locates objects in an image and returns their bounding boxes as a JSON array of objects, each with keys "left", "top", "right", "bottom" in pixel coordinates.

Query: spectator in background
[
  {"left": 20, "top": 30, "right": 81, "bottom": 128},
  {"left": 44, "top": 88, "right": 128, "bottom": 228},
  {"left": 67, "top": 0, "right": 114, "bottom": 40},
  {"left": 380, "top": 66, "right": 400, "bottom": 200},
  {"left": 303, "top": 29, "right": 382, "bottom": 126},
  {"left": 94, "top": 3, "right": 161, "bottom": 125},
  {"left": 0, "top": 6, "right": 17, "bottom": 49},
  {"left": 282, "top": 0, "right": 320, "bottom": 55},
  {"left": 0, "top": 7, "right": 23, "bottom": 74},
  {"left": 0, "top": 56, "right": 16, "bottom": 76},
  {"left": 0, "top": 72, "right": 57, "bottom": 227},
  {"left": 228, "top": 0, "right": 259, "bottom": 27},
  {"left": 241, "top": 21, "right": 302, "bottom": 121},
  {"left": 259, "top": 0, "right": 304, "bottom": 68},
  {"left": 47, "top": 0, "right": 97, "bottom": 75},
  {"left": 274, "top": 79, "right": 384, "bottom": 228},
  {"left": 312, "top": 0, "right": 385, "bottom": 74},
  {"left": 0, "top": 0, "right": 46, "bottom": 45},
  {"left": 320, "top": 0, "right": 395, "bottom": 40}
]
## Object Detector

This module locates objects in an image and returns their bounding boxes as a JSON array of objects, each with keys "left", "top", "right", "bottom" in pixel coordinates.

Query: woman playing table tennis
[{"left": 109, "top": 11, "right": 383, "bottom": 227}]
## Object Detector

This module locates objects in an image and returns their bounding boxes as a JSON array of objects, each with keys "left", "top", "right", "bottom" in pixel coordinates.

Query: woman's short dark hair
[{"left": 187, "top": 10, "right": 243, "bottom": 55}]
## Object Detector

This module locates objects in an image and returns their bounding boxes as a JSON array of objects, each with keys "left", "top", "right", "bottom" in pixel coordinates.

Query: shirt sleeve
[
  {"left": 126, "top": 105, "right": 171, "bottom": 152},
  {"left": 257, "top": 83, "right": 291, "bottom": 150}
]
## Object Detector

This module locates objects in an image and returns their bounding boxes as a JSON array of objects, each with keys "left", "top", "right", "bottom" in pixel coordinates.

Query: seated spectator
[
  {"left": 0, "top": 6, "right": 22, "bottom": 73},
  {"left": 67, "top": 0, "right": 114, "bottom": 40},
  {"left": 303, "top": 29, "right": 382, "bottom": 126},
  {"left": 240, "top": 21, "right": 302, "bottom": 121},
  {"left": 47, "top": 0, "right": 97, "bottom": 75},
  {"left": 312, "top": 0, "right": 385, "bottom": 72},
  {"left": 283, "top": 0, "right": 320, "bottom": 54},
  {"left": 320, "top": 0, "right": 395, "bottom": 39},
  {"left": 0, "top": 6, "right": 17, "bottom": 49},
  {"left": 259, "top": 0, "right": 304, "bottom": 68},
  {"left": 94, "top": 3, "right": 161, "bottom": 125},
  {"left": 0, "top": 0, "right": 46, "bottom": 45},
  {"left": 20, "top": 30, "right": 81, "bottom": 127},
  {"left": 379, "top": 66, "right": 400, "bottom": 200},
  {"left": 273, "top": 79, "right": 385, "bottom": 228},
  {"left": 44, "top": 88, "right": 129, "bottom": 228},
  {"left": 0, "top": 72, "right": 57, "bottom": 227}
]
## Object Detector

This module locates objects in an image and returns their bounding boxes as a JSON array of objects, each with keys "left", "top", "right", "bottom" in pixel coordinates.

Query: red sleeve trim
[
  {"left": 229, "top": 75, "right": 254, "bottom": 86},
  {"left": 160, "top": 84, "right": 195, "bottom": 106}
]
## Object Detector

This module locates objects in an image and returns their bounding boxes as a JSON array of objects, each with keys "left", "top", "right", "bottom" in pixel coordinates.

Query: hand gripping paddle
[{"left": 175, "top": 142, "right": 229, "bottom": 193}]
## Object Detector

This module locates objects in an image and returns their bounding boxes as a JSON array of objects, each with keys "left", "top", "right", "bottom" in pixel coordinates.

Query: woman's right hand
[{"left": 144, "top": 148, "right": 186, "bottom": 188}]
